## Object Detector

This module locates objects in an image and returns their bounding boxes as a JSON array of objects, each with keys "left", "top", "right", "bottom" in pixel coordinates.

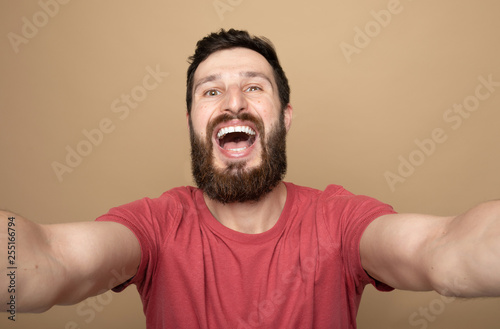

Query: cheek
[
  {"left": 190, "top": 118, "right": 208, "bottom": 140},
  {"left": 251, "top": 99, "right": 273, "bottom": 118},
  {"left": 191, "top": 105, "right": 211, "bottom": 128},
  {"left": 256, "top": 104, "right": 279, "bottom": 127}
]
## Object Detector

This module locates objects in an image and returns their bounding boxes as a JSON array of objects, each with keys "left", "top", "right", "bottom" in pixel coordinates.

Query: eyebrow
[
  {"left": 193, "top": 71, "right": 274, "bottom": 93},
  {"left": 240, "top": 71, "right": 274, "bottom": 88},
  {"left": 193, "top": 74, "right": 221, "bottom": 93}
]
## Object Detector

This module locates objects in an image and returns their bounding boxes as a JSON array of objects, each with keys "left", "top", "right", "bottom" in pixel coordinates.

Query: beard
[{"left": 189, "top": 112, "right": 287, "bottom": 204}]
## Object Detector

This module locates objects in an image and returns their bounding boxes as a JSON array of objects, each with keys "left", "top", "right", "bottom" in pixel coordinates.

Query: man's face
[{"left": 188, "top": 47, "right": 292, "bottom": 203}]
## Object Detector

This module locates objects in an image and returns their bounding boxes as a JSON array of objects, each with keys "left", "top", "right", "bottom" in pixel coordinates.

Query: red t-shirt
[{"left": 96, "top": 182, "right": 396, "bottom": 328}]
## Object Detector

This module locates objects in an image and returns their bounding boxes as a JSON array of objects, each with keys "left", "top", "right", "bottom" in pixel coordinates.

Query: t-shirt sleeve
[
  {"left": 95, "top": 193, "right": 180, "bottom": 293},
  {"left": 321, "top": 185, "right": 397, "bottom": 292}
]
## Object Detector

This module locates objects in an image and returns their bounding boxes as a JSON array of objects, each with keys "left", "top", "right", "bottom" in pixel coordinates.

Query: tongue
[
  {"left": 223, "top": 140, "right": 250, "bottom": 151},
  {"left": 220, "top": 132, "right": 253, "bottom": 151}
]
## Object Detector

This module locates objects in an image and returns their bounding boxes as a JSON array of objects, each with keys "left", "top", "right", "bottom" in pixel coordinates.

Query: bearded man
[{"left": 2, "top": 29, "right": 500, "bottom": 329}]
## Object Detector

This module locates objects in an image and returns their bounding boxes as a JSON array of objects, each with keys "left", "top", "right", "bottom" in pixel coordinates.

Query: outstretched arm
[
  {"left": 360, "top": 200, "right": 500, "bottom": 297},
  {"left": 0, "top": 210, "right": 140, "bottom": 313}
]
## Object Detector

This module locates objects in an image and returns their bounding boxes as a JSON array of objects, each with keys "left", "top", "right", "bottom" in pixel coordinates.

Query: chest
[{"left": 146, "top": 217, "right": 349, "bottom": 328}]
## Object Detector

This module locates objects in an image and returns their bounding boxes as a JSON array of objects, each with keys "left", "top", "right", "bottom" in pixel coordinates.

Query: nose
[{"left": 221, "top": 86, "right": 248, "bottom": 115}]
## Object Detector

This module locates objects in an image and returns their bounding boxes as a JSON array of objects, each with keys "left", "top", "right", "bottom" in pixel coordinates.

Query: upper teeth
[{"left": 217, "top": 126, "right": 256, "bottom": 139}]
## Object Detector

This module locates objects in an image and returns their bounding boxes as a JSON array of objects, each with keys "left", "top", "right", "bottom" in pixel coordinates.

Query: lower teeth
[{"left": 228, "top": 147, "right": 247, "bottom": 152}]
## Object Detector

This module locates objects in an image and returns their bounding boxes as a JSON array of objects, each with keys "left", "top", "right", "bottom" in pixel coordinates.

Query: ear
[{"left": 283, "top": 104, "right": 293, "bottom": 132}]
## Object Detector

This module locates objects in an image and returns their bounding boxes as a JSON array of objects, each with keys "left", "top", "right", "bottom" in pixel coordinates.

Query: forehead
[{"left": 194, "top": 47, "right": 275, "bottom": 83}]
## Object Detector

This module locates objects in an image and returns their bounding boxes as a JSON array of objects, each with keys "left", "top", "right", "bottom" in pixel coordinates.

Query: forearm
[
  {"left": 434, "top": 200, "right": 500, "bottom": 297},
  {"left": 1, "top": 210, "right": 61, "bottom": 313}
]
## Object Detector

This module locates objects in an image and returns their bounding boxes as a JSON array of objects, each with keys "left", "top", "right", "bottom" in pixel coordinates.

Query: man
[{"left": 1, "top": 29, "right": 500, "bottom": 328}]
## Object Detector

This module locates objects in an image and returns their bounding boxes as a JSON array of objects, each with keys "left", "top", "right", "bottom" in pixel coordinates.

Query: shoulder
[
  {"left": 156, "top": 186, "right": 199, "bottom": 208},
  {"left": 123, "top": 185, "right": 199, "bottom": 212},
  {"left": 97, "top": 186, "right": 201, "bottom": 231},
  {"left": 285, "top": 182, "right": 363, "bottom": 208},
  {"left": 287, "top": 182, "right": 396, "bottom": 230},
  {"left": 285, "top": 182, "right": 351, "bottom": 197},
  {"left": 284, "top": 182, "right": 345, "bottom": 201},
  {"left": 320, "top": 185, "right": 394, "bottom": 217}
]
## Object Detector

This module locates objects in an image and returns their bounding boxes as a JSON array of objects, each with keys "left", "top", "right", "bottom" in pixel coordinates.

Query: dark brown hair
[{"left": 186, "top": 29, "right": 290, "bottom": 114}]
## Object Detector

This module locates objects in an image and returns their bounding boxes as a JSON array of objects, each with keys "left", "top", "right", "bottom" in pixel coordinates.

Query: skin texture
[
  {"left": 189, "top": 48, "right": 292, "bottom": 172},
  {"left": 360, "top": 201, "right": 500, "bottom": 297},
  {"left": 1, "top": 46, "right": 499, "bottom": 316},
  {"left": 188, "top": 47, "right": 293, "bottom": 233},
  {"left": 0, "top": 212, "right": 140, "bottom": 312}
]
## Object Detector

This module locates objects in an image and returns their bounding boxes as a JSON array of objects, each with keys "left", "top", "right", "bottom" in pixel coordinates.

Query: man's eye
[
  {"left": 246, "top": 86, "right": 261, "bottom": 92},
  {"left": 205, "top": 90, "right": 221, "bottom": 96}
]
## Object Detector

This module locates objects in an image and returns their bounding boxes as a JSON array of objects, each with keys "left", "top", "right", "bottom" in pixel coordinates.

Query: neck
[{"left": 203, "top": 182, "right": 287, "bottom": 234}]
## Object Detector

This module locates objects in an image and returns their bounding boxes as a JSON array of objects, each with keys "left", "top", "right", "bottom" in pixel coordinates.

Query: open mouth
[{"left": 216, "top": 125, "right": 257, "bottom": 152}]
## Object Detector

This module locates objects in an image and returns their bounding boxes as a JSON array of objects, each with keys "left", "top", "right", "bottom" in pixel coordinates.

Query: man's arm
[
  {"left": 0, "top": 210, "right": 141, "bottom": 313},
  {"left": 360, "top": 200, "right": 500, "bottom": 297}
]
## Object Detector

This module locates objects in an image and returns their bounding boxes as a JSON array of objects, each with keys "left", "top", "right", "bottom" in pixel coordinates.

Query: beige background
[{"left": 1, "top": 0, "right": 500, "bottom": 328}]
